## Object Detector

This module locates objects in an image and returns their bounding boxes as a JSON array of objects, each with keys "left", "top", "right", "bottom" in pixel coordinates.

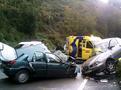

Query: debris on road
[
  {"left": 100, "top": 79, "right": 108, "bottom": 83},
  {"left": 89, "top": 78, "right": 95, "bottom": 81},
  {"left": 96, "top": 72, "right": 105, "bottom": 76}
]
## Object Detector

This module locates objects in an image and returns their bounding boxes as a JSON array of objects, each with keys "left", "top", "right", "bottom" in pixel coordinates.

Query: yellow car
[{"left": 66, "top": 36, "right": 98, "bottom": 62}]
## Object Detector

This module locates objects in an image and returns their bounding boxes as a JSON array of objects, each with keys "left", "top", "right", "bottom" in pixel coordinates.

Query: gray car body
[{"left": 82, "top": 45, "right": 121, "bottom": 74}]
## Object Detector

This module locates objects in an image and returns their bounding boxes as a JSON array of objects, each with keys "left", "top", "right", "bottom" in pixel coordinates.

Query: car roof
[
  {"left": 19, "top": 41, "right": 42, "bottom": 45},
  {"left": 95, "top": 37, "right": 120, "bottom": 45}
]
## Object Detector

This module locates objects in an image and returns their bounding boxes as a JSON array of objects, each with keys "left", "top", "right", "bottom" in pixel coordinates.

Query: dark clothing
[{"left": 70, "top": 36, "right": 83, "bottom": 58}]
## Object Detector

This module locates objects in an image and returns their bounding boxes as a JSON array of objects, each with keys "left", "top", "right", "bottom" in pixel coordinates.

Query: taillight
[{"left": 8, "top": 60, "right": 16, "bottom": 65}]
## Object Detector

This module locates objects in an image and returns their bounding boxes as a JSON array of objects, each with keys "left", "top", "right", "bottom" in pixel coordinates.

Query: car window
[
  {"left": 96, "top": 42, "right": 109, "bottom": 52},
  {"left": 16, "top": 44, "right": 50, "bottom": 61},
  {"left": 117, "top": 38, "right": 121, "bottom": 45},
  {"left": 17, "top": 54, "right": 28, "bottom": 61},
  {"left": 101, "top": 43, "right": 108, "bottom": 52},
  {"left": 109, "top": 39, "right": 118, "bottom": 48},
  {"left": 33, "top": 52, "right": 45, "bottom": 62},
  {"left": 46, "top": 53, "right": 61, "bottom": 63},
  {"left": 86, "top": 41, "right": 93, "bottom": 48},
  {"left": 82, "top": 40, "right": 86, "bottom": 47}
]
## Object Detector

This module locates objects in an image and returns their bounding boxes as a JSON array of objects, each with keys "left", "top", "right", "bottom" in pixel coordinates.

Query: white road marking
[{"left": 78, "top": 78, "right": 88, "bottom": 90}]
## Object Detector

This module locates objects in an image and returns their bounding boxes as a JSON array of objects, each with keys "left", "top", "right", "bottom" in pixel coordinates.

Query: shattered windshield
[
  {"left": 46, "top": 53, "right": 61, "bottom": 63},
  {"left": 95, "top": 38, "right": 120, "bottom": 53}
]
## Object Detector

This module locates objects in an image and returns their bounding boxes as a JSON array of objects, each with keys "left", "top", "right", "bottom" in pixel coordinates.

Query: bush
[{"left": 116, "top": 61, "right": 121, "bottom": 80}]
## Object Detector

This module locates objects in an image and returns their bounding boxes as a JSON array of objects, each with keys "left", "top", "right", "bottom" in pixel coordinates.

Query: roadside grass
[{"left": 116, "top": 61, "right": 121, "bottom": 85}]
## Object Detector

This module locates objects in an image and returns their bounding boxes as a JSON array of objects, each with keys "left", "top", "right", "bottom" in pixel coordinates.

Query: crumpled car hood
[{"left": 54, "top": 50, "right": 68, "bottom": 63}]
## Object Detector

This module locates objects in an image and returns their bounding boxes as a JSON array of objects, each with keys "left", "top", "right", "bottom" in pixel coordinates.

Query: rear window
[
  {"left": 16, "top": 44, "right": 50, "bottom": 61},
  {"left": 17, "top": 54, "right": 28, "bottom": 61}
]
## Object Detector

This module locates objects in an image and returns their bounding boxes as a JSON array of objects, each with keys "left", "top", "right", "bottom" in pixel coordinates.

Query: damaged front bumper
[{"left": 82, "top": 63, "right": 106, "bottom": 75}]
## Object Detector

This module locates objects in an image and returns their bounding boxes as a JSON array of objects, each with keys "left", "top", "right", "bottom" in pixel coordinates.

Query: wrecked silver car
[{"left": 81, "top": 45, "right": 121, "bottom": 76}]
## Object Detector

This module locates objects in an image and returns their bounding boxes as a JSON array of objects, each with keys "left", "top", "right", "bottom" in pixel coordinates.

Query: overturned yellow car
[{"left": 65, "top": 35, "right": 101, "bottom": 62}]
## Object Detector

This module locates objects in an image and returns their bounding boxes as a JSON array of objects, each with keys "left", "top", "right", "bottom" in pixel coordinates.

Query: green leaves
[{"left": 1, "top": 0, "right": 121, "bottom": 48}]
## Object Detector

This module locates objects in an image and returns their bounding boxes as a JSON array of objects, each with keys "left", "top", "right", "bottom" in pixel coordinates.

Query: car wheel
[
  {"left": 15, "top": 70, "right": 29, "bottom": 84},
  {"left": 106, "top": 60, "right": 116, "bottom": 74}
]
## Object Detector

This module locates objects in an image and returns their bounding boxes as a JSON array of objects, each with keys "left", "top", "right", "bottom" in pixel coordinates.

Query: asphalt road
[{"left": 0, "top": 69, "right": 120, "bottom": 90}]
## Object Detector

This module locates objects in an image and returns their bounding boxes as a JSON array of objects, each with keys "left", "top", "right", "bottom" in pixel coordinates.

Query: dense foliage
[{"left": 0, "top": 0, "right": 121, "bottom": 47}]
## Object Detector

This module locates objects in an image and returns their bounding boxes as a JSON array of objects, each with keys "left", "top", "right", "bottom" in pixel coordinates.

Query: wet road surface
[{"left": 0, "top": 69, "right": 120, "bottom": 90}]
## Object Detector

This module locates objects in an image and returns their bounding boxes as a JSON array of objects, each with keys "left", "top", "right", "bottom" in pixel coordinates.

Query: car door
[
  {"left": 82, "top": 40, "right": 93, "bottom": 60},
  {"left": 30, "top": 52, "right": 47, "bottom": 77},
  {"left": 46, "top": 53, "right": 68, "bottom": 77}
]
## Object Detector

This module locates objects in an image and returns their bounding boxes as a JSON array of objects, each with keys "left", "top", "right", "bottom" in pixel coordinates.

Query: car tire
[
  {"left": 15, "top": 70, "right": 29, "bottom": 84},
  {"left": 106, "top": 60, "right": 116, "bottom": 75}
]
